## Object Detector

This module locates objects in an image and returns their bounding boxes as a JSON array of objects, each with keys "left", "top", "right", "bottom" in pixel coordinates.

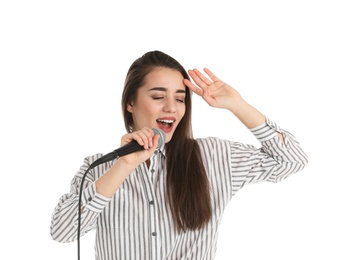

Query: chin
[{"left": 165, "top": 131, "right": 175, "bottom": 143}]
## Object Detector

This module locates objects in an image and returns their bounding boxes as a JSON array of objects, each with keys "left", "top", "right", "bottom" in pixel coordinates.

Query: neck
[{"left": 146, "top": 159, "right": 150, "bottom": 169}]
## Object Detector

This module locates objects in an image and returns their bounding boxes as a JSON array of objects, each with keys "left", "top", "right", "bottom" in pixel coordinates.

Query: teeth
[{"left": 157, "top": 119, "right": 174, "bottom": 123}]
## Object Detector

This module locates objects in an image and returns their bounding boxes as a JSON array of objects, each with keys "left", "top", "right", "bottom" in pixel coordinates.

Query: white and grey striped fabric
[{"left": 50, "top": 118, "right": 308, "bottom": 260}]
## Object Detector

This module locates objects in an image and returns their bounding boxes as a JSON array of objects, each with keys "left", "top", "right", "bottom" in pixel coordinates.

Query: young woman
[{"left": 50, "top": 50, "right": 308, "bottom": 259}]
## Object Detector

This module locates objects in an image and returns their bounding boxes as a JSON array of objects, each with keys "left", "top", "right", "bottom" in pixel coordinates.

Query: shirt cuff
[
  {"left": 82, "top": 182, "right": 111, "bottom": 213},
  {"left": 250, "top": 117, "right": 281, "bottom": 142}
]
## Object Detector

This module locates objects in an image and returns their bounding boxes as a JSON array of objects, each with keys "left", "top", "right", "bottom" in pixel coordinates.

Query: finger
[
  {"left": 132, "top": 128, "right": 153, "bottom": 149},
  {"left": 203, "top": 68, "right": 220, "bottom": 82},
  {"left": 152, "top": 134, "right": 160, "bottom": 149},
  {"left": 192, "top": 68, "right": 213, "bottom": 86},
  {"left": 183, "top": 78, "right": 203, "bottom": 96},
  {"left": 143, "top": 129, "right": 160, "bottom": 152},
  {"left": 129, "top": 133, "right": 147, "bottom": 149},
  {"left": 188, "top": 69, "right": 209, "bottom": 89},
  {"left": 141, "top": 127, "right": 155, "bottom": 148}
]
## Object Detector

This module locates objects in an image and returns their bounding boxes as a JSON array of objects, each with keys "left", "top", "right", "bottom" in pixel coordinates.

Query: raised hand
[
  {"left": 184, "top": 68, "right": 242, "bottom": 111},
  {"left": 184, "top": 68, "right": 266, "bottom": 129}
]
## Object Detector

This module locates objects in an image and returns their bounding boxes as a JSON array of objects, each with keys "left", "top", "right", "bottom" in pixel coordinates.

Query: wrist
[
  {"left": 228, "top": 96, "right": 247, "bottom": 114},
  {"left": 230, "top": 98, "right": 266, "bottom": 129},
  {"left": 95, "top": 158, "right": 137, "bottom": 198},
  {"left": 114, "top": 157, "right": 139, "bottom": 173}
]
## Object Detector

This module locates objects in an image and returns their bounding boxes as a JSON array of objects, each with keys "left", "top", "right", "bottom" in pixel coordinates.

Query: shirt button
[
  {"left": 151, "top": 169, "right": 155, "bottom": 173},
  {"left": 152, "top": 232, "right": 157, "bottom": 236},
  {"left": 149, "top": 200, "right": 154, "bottom": 205},
  {"left": 88, "top": 197, "right": 92, "bottom": 202}
]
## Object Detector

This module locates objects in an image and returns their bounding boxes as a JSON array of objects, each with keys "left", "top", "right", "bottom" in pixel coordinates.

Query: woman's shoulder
[
  {"left": 196, "top": 136, "right": 228, "bottom": 143},
  {"left": 82, "top": 153, "right": 116, "bottom": 170},
  {"left": 195, "top": 136, "right": 231, "bottom": 150},
  {"left": 83, "top": 153, "right": 104, "bottom": 165}
]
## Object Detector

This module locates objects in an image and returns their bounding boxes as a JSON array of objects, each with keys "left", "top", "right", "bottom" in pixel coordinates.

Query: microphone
[{"left": 89, "top": 128, "right": 166, "bottom": 169}]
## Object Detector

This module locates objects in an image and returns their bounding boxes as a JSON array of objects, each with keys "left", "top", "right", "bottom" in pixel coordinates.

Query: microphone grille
[{"left": 153, "top": 128, "right": 166, "bottom": 148}]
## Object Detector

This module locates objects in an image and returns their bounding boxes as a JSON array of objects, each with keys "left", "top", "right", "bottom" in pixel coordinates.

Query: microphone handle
[
  {"left": 89, "top": 141, "right": 144, "bottom": 169},
  {"left": 89, "top": 150, "right": 119, "bottom": 169},
  {"left": 88, "top": 128, "right": 165, "bottom": 169}
]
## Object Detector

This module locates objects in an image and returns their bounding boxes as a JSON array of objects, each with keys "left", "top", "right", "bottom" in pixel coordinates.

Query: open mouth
[{"left": 156, "top": 119, "right": 175, "bottom": 132}]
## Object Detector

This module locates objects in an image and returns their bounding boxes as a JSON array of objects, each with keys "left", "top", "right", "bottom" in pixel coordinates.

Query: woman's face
[{"left": 127, "top": 67, "right": 186, "bottom": 143}]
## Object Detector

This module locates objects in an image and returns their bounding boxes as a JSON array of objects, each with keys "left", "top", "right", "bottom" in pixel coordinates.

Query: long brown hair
[{"left": 121, "top": 50, "right": 212, "bottom": 231}]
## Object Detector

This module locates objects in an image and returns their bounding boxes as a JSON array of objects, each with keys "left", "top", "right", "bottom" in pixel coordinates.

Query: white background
[{"left": 1, "top": 0, "right": 340, "bottom": 259}]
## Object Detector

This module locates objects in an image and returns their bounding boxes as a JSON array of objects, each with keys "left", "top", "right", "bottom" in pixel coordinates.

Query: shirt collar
[{"left": 155, "top": 144, "right": 166, "bottom": 157}]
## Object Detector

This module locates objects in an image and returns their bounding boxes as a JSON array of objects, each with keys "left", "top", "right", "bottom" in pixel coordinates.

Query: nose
[{"left": 163, "top": 98, "right": 176, "bottom": 113}]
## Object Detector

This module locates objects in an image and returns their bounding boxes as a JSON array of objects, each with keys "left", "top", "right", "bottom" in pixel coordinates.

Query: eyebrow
[{"left": 148, "top": 87, "right": 186, "bottom": 94}]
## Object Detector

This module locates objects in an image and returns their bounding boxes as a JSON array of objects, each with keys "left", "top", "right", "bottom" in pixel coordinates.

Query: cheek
[
  {"left": 133, "top": 99, "right": 153, "bottom": 114},
  {"left": 134, "top": 104, "right": 157, "bottom": 121},
  {"left": 179, "top": 105, "right": 186, "bottom": 119}
]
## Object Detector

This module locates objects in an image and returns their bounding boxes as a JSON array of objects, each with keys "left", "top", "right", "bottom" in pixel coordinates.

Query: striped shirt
[{"left": 50, "top": 118, "right": 308, "bottom": 259}]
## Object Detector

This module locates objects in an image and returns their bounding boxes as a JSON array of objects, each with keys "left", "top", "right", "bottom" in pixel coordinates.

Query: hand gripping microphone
[
  {"left": 89, "top": 128, "right": 166, "bottom": 169},
  {"left": 77, "top": 128, "right": 165, "bottom": 260}
]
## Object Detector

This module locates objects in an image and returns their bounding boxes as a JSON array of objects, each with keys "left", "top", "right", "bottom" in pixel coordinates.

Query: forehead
[{"left": 142, "top": 67, "right": 185, "bottom": 89}]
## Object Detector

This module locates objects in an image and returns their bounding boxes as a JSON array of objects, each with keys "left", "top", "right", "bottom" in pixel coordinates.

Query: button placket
[
  {"left": 140, "top": 153, "right": 160, "bottom": 259},
  {"left": 150, "top": 154, "right": 162, "bottom": 260}
]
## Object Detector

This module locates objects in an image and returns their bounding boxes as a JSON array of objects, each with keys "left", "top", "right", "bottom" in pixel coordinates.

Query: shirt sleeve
[
  {"left": 230, "top": 117, "right": 309, "bottom": 196},
  {"left": 50, "top": 154, "right": 112, "bottom": 243}
]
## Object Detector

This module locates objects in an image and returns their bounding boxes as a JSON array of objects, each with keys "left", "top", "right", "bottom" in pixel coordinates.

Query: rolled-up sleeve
[
  {"left": 230, "top": 118, "right": 308, "bottom": 195},
  {"left": 50, "top": 154, "right": 111, "bottom": 243}
]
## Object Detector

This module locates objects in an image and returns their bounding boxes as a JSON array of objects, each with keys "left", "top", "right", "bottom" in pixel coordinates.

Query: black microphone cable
[
  {"left": 76, "top": 129, "right": 165, "bottom": 260},
  {"left": 77, "top": 164, "right": 95, "bottom": 260}
]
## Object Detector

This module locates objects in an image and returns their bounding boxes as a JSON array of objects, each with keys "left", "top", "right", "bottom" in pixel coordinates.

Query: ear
[{"left": 126, "top": 102, "right": 133, "bottom": 113}]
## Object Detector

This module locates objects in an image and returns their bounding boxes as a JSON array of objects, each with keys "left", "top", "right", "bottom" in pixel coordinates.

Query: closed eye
[{"left": 152, "top": 96, "right": 164, "bottom": 100}]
